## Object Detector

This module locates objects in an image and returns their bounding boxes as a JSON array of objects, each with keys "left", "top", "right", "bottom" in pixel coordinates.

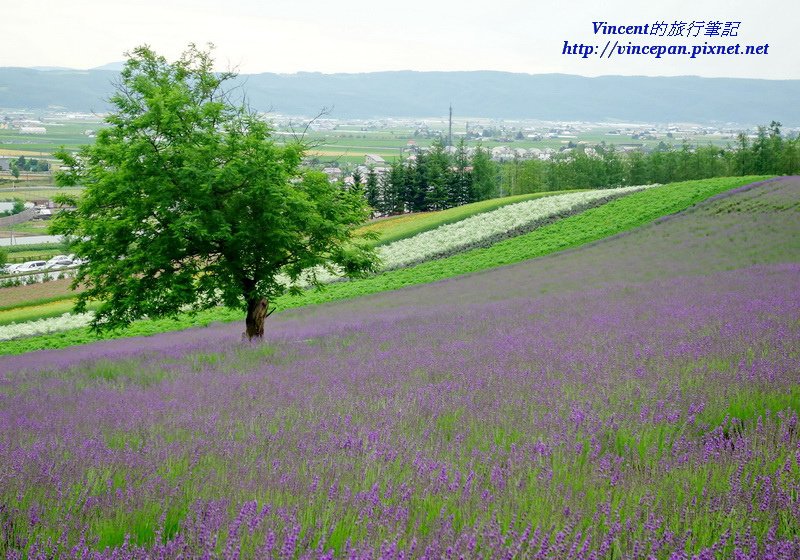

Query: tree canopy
[{"left": 54, "top": 44, "right": 377, "bottom": 339}]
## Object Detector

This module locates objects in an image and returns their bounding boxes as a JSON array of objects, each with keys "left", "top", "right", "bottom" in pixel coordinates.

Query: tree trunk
[{"left": 244, "top": 297, "right": 268, "bottom": 340}]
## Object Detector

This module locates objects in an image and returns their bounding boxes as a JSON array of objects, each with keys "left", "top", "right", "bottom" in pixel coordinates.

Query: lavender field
[{"left": 1, "top": 178, "right": 799, "bottom": 559}]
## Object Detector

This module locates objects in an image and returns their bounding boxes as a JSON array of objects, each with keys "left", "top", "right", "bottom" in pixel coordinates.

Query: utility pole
[{"left": 448, "top": 104, "right": 453, "bottom": 147}]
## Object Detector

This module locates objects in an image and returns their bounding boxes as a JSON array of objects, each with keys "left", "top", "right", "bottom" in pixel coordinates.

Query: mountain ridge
[{"left": 0, "top": 67, "right": 797, "bottom": 124}]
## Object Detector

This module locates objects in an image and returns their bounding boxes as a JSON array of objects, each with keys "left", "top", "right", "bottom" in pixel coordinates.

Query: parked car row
[{"left": 2, "top": 254, "right": 85, "bottom": 275}]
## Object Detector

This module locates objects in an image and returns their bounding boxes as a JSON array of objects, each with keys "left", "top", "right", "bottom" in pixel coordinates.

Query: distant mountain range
[
  {"left": 1, "top": 67, "right": 798, "bottom": 125},
  {"left": 90, "top": 61, "right": 126, "bottom": 71}
]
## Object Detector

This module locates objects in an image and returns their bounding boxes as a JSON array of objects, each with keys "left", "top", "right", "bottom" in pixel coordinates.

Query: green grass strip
[
  {"left": 3, "top": 242, "right": 69, "bottom": 254},
  {"left": 0, "top": 300, "right": 102, "bottom": 326},
  {"left": 0, "top": 176, "right": 769, "bottom": 356},
  {"left": 0, "top": 294, "right": 77, "bottom": 313}
]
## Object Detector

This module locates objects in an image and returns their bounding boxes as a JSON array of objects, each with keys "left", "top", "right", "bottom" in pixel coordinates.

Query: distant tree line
[
  {"left": 8, "top": 156, "right": 50, "bottom": 178},
  {"left": 356, "top": 122, "right": 798, "bottom": 216},
  {"left": 499, "top": 121, "right": 799, "bottom": 196},
  {"left": 357, "top": 139, "right": 496, "bottom": 216}
]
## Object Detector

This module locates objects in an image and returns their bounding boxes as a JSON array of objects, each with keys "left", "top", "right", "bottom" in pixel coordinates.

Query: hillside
[
  {"left": 0, "top": 177, "right": 762, "bottom": 353},
  {"left": 1, "top": 68, "right": 799, "bottom": 124},
  {"left": 0, "top": 177, "right": 797, "bottom": 557}
]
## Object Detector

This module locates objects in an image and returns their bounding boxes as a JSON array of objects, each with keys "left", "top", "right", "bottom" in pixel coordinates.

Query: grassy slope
[
  {"left": 0, "top": 176, "right": 769, "bottom": 355},
  {"left": 0, "top": 300, "right": 101, "bottom": 326},
  {"left": 358, "top": 189, "right": 587, "bottom": 246}
]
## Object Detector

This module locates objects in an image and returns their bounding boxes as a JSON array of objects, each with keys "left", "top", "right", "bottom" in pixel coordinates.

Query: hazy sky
[{"left": 4, "top": 0, "right": 797, "bottom": 78}]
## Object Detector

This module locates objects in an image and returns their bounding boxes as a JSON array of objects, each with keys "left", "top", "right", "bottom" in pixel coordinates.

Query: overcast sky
[{"left": 4, "top": 0, "right": 797, "bottom": 79}]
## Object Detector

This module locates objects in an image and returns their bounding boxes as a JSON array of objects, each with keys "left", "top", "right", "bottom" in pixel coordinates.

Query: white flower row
[
  {"left": 374, "top": 185, "right": 657, "bottom": 270},
  {"left": 0, "top": 312, "right": 94, "bottom": 341},
  {"left": 299, "top": 184, "right": 658, "bottom": 285}
]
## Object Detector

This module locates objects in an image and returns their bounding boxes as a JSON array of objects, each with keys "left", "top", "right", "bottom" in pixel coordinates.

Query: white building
[
  {"left": 322, "top": 167, "right": 342, "bottom": 182},
  {"left": 365, "top": 154, "right": 386, "bottom": 166}
]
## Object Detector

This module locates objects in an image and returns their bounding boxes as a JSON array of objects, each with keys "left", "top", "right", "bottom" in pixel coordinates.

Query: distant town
[{"left": 4, "top": 107, "right": 795, "bottom": 188}]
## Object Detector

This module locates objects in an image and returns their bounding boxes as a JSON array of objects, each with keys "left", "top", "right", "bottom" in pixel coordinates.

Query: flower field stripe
[
  {"left": 356, "top": 188, "right": 589, "bottom": 246},
  {"left": 0, "top": 300, "right": 103, "bottom": 336},
  {"left": 0, "top": 176, "right": 771, "bottom": 355},
  {"left": 304, "top": 185, "right": 654, "bottom": 285},
  {"left": 373, "top": 185, "right": 656, "bottom": 271},
  {"left": 0, "top": 311, "right": 94, "bottom": 340},
  {"left": 0, "top": 175, "right": 798, "bottom": 557}
]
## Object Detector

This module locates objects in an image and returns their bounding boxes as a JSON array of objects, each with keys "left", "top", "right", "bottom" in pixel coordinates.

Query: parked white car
[
  {"left": 65, "top": 254, "right": 88, "bottom": 265},
  {"left": 15, "top": 261, "right": 48, "bottom": 273},
  {"left": 46, "top": 255, "right": 74, "bottom": 269}
]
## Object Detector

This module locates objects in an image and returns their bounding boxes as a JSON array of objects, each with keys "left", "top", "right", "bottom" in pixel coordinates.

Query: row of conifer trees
[{"left": 347, "top": 122, "right": 798, "bottom": 216}]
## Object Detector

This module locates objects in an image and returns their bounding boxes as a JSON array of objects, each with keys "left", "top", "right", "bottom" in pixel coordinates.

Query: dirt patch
[{"left": 0, "top": 278, "right": 83, "bottom": 308}]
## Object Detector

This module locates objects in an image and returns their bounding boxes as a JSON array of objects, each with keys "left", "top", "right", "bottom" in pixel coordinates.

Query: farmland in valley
[
  {"left": 0, "top": 108, "right": 758, "bottom": 173},
  {"left": 0, "top": 176, "right": 798, "bottom": 557}
]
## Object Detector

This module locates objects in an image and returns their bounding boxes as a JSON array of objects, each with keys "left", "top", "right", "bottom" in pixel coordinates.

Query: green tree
[
  {"left": 53, "top": 44, "right": 377, "bottom": 340},
  {"left": 350, "top": 168, "right": 363, "bottom": 194},
  {"left": 449, "top": 138, "right": 473, "bottom": 205},
  {"left": 382, "top": 161, "right": 405, "bottom": 215},
  {"left": 0, "top": 198, "right": 25, "bottom": 216},
  {"left": 364, "top": 167, "right": 381, "bottom": 214},
  {"left": 500, "top": 154, "right": 520, "bottom": 196},
  {"left": 767, "top": 121, "right": 783, "bottom": 174},
  {"left": 780, "top": 135, "right": 800, "bottom": 175},
  {"left": 408, "top": 152, "right": 429, "bottom": 212},
  {"left": 734, "top": 132, "right": 752, "bottom": 176},
  {"left": 569, "top": 150, "right": 597, "bottom": 188},
  {"left": 516, "top": 158, "right": 548, "bottom": 193},
  {"left": 471, "top": 145, "right": 496, "bottom": 201},
  {"left": 625, "top": 150, "right": 650, "bottom": 185},
  {"left": 548, "top": 152, "right": 575, "bottom": 191},
  {"left": 9, "top": 161, "right": 20, "bottom": 181},
  {"left": 691, "top": 145, "right": 728, "bottom": 179},
  {"left": 425, "top": 138, "right": 451, "bottom": 210},
  {"left": 599, "top": 144, "right": 624, "bottom": 187}
]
